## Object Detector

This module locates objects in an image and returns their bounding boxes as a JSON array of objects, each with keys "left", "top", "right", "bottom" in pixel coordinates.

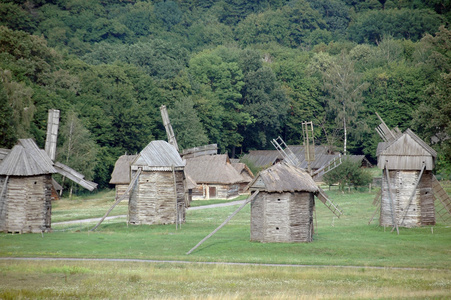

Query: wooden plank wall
[
  {"left": 251, "top": 192, "right": 314, "bottom": 243},
  {"left": 381, "top": 170, "right": 434, "bottom": 227},
  {"left": 129, "top": 170, "right": 185, "bottom": 225},
  {"left": 0, "top": 175, "right": 52, "bottom": 233},
  {"left": 192, "top": 184, "right": 240, "bottom": 200}
]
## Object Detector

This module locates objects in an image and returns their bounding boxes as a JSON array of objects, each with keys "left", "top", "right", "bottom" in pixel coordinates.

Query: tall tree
[
  {"left": 57, "top": 110, "right": 99, "bottom": 195},
  {"left": 309, "top": 51, "right": 368, "bottom": 153},
  {"left": 168, "top": 97, "right": 209, "bottom": 150}
]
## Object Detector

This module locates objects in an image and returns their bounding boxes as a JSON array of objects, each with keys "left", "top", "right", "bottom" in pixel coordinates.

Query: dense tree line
[{"left": 0, "top": 0, "right": 449, "bottom": 191}]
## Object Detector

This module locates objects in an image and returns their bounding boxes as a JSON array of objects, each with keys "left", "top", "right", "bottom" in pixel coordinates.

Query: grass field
[{"left": 1, "top": 183, "right": 450, "bottom": 299}]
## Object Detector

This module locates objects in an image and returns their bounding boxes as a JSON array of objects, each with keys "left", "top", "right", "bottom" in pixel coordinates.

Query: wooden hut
[
  {"left": 377, "top": 127, "right": 437, "bottom": 228},
  {"left": 247, "top": 162, "right": 319, "bottom": 243},
  {"left": 109, "top": 154, "right": 137, "bottom": 200},
  {"left": 128, "top": 140, "right": 186, "bottom": 225},
  {"left": 184, "top": 154, "right": 245, "bottom": 200}
]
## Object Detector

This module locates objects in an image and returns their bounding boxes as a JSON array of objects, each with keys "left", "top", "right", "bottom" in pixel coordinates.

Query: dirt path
[{"left": 52, "top": 200, "right": 246, "bottom": 226}]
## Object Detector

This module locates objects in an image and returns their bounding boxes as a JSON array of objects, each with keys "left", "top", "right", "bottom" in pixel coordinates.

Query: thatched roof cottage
[
  {"left": 247, "top": 162, "right": 319, "bottom": 243},
  {"left": 184, "top": 154, "right": 248, "bottom": 200},
  {"left": 129, "top": 140, "right": 186, "bottom": 225}
]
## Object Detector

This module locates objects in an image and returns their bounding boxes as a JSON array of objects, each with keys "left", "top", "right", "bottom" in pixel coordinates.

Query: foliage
[
  {"left": 56, "top": 110, "right": 99, "bottom": 193},
  {"left": 168, "top": 97, "right": 209, "bottom": 150},
  {"left": 0, "top": 0, "right": 450, "bottom": 187},
  {"left": 323, "top": 157, "right": 373, "bottom": 190}
]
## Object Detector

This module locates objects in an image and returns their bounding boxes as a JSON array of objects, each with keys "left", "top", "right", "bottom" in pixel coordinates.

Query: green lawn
[
  {"left": 1, "top": 187, "right": 450, "bottom": 269},
  {"left": 1, "top": 187, "right": 451, "bottom": 299}
]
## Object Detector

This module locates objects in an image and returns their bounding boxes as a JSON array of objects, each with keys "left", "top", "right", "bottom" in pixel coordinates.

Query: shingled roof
[
  {"left": 248, "top": 162, "right": 319, "bottom": 193},
  {"left": 0, "top": 139, "right": 56, "bottom": 176},
  {"left": 132, "top": 140, "right": 185, "bottom": 171},
  {"left": 184, "top": 154, "right": 245, "bottom": 185}
]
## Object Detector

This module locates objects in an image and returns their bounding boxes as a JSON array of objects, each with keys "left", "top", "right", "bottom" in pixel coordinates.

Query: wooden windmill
[
  {"left": 368, "top": 112, "right": 451, "bottom": 232},
  {"left": 0, "top": 109, "right": 97, "bottom": 233},
  {"left": 186, "top": 123, "right": 343, "bottom": 253},
  {"left": 93, "top": 105, "right": 186, "bottom": 231},
  {"left": 270, "top": 133, "right": 343, "bottom": 219}
]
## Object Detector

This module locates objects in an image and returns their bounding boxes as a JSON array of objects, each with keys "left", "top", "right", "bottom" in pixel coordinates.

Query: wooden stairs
[
  {"left": 432, "top": 175, "right": 451, "bottom": 223},
  {"left": 316, "top": 187, "right": 343, "bottom": 218}
]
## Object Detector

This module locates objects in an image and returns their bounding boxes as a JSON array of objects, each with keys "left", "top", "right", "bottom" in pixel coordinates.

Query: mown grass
[
  {"left": 1, "top": 187, "right": 450, "bottom": 269},
  {"left": 0, "top": 259, "right": 450, "bottom": 299},
  {"left": 1, "top": 185, "right": 451, "bottom": 299}
]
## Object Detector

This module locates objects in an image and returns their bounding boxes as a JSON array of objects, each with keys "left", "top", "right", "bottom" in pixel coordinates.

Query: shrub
[{"left": 323, "top": 157, "right": 372, "bottom": 191}]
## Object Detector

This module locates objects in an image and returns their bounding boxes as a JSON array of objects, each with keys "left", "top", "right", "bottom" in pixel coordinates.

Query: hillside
[{"left": 0, "top": 0, "right": 450, "bottom": 190}]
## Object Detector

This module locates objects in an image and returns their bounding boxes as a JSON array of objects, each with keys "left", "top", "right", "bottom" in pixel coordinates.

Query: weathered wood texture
[
  {"left": 380, "top": 170, "right": 435, "bottom": 227},
  {"left": 0, "top": 175, "right": 52, "bottom": 233},
  {"left": 115, "top": 184, "right": 129, "bottom": 201},
  {"left": 192, "top": 183, "right": 240, "bottom": 200},
  {"left": 129, "top": 170, "right": 185, "bottom": 225},
  {"left": 251, "top": 192, "right": 314, "bottom": 243}
]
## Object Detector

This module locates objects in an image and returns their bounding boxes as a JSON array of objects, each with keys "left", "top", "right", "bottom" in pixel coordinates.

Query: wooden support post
[
  {"left": 186, "top": 191, "right": 260, "bottom": 255},
  {"left": 172, "top": 165, "right": 178, "bottom": 230},
  {"left": 398, "top": 163, "right": 425, "bottom": 226},
  {"left": 385, "top": 166, "right": 399, "bottom": 234},
  {"left": 368, "top": 202, "right": 381, "bottom": 225},
  {"left": 91, "top": 169, "right": 141, "bottom": 231},
  {"left": 0, "top": 175, "right": 9, "bottom": 219}
]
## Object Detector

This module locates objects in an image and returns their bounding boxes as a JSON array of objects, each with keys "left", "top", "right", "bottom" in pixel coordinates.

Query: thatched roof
[
  {"left": 377, "top": 128, "right": 437, "bottom": 170},
  {"left": 109, "top": 154, "right": 137, "bottom": 184},
  {"left": 184, "top": 154, "right": 245, "bottom": 185},
  {"left": 0, "top": 139, "right": 56, "bottom": 176},
  {"left": 248, "top": 162, "right": 319, "bottom": 193},
  {"left": 232, "top": 162, "right": 254, "bottom": 182},
  {"left": 185, "top": 174, "right": 197, "bottom": 190},
  {"left": 132, "top": 140, "right": 185, "bottom": 171}
]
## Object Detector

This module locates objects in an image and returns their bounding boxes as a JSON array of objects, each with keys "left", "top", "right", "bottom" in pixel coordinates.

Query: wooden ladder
[
  {"left": 432, "top": 175, "right": 451, "bottom": 222},
  {"left": 316, "top": 187, "right": 343, "bottom": 218}
]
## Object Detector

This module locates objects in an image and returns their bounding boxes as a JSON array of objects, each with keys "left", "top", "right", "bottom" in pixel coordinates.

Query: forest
[{"left": 0, "top": 0, "right": 450, "bottom": 190}]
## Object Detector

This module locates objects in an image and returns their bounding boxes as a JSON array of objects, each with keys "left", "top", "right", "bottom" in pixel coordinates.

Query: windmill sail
[
  {"left": 271, "top": 136, "right": 343, "bottom": 217},
  {"left": 432, "top": 175, "right": 451, "bottom": 222},
  {"left": 316, "top": 187, "right": 343, "bottom": 218},
  {"left": 271, "top": 136, "right": 301, "bottom": 168},
  {"left": 160, "top": 105, "right": 179, "bottom": 152},
  {"left": 312, "top": 155, "right": 342, "bottom": 179}
]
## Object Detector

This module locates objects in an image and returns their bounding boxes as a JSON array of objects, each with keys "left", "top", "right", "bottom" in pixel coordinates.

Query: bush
[{"left": 323, "top": 157, "right": 373, "bottom": 191}]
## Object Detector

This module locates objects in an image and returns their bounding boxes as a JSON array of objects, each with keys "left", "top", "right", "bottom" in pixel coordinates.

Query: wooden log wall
[
  {"left": 115, "top": 184, "right": 130, "bottom": 201},
  {"left": 192, "top": 184, "right": 240, "bottom": 200},
  {"left": 0, "top": 175, "right": 52, "bottom": 233},
  {"left": 380, "top": 170, "right": 435, "bottom": 227},
  {"left": 129, "top": 170, "right": 185, "bottom": 225},
  {"left": 251, "top": 192, "right": 314, "bottom": 243}
]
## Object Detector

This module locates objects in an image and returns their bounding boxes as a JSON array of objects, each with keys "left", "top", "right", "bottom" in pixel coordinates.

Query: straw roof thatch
[
  {"left": 133, "top": 140, "right": 185, "bottom": 171},
  {"left": 109, "top": 154, "right": 137, "bottom": 184},
  {"left": 185, "top": 174, "right": 197, "bottom": 190},
  {"left": 248, "top": 162, "right": 319, "bottom": 193},
  {"left": 0, "top": 139, "right": 56, "bottom": 176},
  {"left": 184, "top": 154, "right": 245, "bottom": 185},
  {"left": 232, "top": 162, "right": 254, "bottom": 182}
]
